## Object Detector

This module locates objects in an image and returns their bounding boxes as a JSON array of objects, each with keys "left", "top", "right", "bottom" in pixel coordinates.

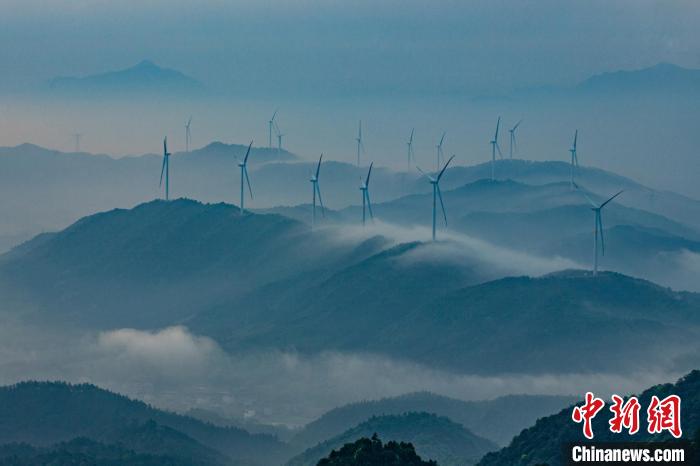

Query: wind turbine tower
[
  {"left": 238, "top": 141, "right": 254, "bottom": 215},
  {"left": 406, "top": 128, "right": 415, "bottom": 170},
  {"left": 360, "top": 162, "right": 374, "bottom": 226},
  {"left": 185, "top": 117, "right": 192, "bottom": 152},
  {"left": 509, "top": 120, "right": 522, "bottom": 158},
  {"left": 159, "top": 137, "right": 171, "bottom": 201},
  {"left": 569, "top": 130, "right": 579, "bottom": 190},
  {"left": 418, "top": 155, "right": 455, "bottom": 241},
  {"left": 268, "top": 110, "right": 278, "bottom": 148},
  {"left": 582, "top": 189, "right": 623, "bottom": 275},
  {"left": 490, "top": 117, "right": 502, "bottom": 181},
  {"left": 310, "top": 154, "right": 325, "bottom": 228},
  {"left": 73, "top": 133, "right": 82, "bottom": 153}
]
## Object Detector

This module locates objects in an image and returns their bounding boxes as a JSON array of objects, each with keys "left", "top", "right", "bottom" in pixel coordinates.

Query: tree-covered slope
[
  {"left": 287, "top": 413, "right": 497, "bottom": 466},
  {"left": 0, "top": 381, "right": 292, "bottom": 466},
  {"left": 316, "top": 434, "right": 437, "bottom": 466}
]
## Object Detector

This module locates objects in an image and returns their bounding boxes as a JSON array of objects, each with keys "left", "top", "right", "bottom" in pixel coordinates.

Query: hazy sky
[{"left": 1, "top": 0, "right": 699, "bottom": 95}]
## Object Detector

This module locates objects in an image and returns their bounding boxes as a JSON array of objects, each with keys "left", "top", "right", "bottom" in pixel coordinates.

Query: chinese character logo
[
  {"left": 572, "top": 393, "right": 682, "bottom": 439},
  {"left": 572, "top": 392, "right": 605, "bottom": 439},
  {"left": 647, "top": 395, "right": 682, "bottom": 438},
  {"left": 609, "top": 395, "right": 641, "bottom": 435}
]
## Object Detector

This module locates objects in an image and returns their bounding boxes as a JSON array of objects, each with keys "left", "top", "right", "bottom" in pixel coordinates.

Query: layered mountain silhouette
[
  {"left": 291, "top": 392, "right": 576, "bottom": 448},
  {"left": 2, "top": 199, "right": 699, "bottom": 375}
]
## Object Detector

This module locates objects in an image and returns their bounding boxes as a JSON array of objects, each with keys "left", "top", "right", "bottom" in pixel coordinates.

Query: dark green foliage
[
  {"left": 0, "top": 381, "right": 292, "bottom": 466},
  {"left": 288, "top": 412, "right": 496, "bottom": 466},
  {"left": 0, "top": 437, "right": 215, "bottom": 466},
  {"left": 477, "top": 370, "right": 700, "bottom": 466},
  {"left": 292, "top": 392, "right": 575, "bottom": 448},
  {"left": 317, "top": 434, "right": 437, "bottom": 466}
]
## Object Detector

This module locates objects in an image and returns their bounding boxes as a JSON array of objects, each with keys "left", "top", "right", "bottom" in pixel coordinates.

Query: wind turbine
[
  {"left": 436, "top": 132, "right": 446, "bottom": 171},
  {"left": 508, "top": 120, "right": 522, "bottom": 158},
  {"left": 185, "top": 117, "right": 192, "bottom": 152},
  {"left": 356, "top": 120, "right": 365, "bottom": 167},
  {"left": 360, "top": 162, "right": 374, "bottom": 226},
  {"left": 268, "top": 110, "right": 278, "bottom": 148},
  {"left": 417, "top": 155, "right": 455, "bottom": 241},
  {"left": 581, "top": 189, "right": 623, "bottom": 275},
  {"left": 274, "top": 119, "right": 284, "bottom": 152},
  {"left": 406, "top": 128, "right": 415, "bottom": 170},
  {"left": 569, "top": 130, "right": 579, "bottom": 190},
  {"left": 310, "top": 154, "right": 325, "bottom": 228},
  {"left": 159, "top": 137, "right": 171, "bottom": 201},
  {"left": 73, "top": 133, "right": 82, "bottom": 153},
  {"left": 238, "top": 141, "right": 253, "bottom": 215},
  {"left": 490, "top": 117, "right": 502, "bottom": 181}
]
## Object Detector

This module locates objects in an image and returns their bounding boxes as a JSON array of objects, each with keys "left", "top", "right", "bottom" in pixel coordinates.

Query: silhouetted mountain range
[{"left": 291, "top": 392, "right": 576, "bottom": 448}]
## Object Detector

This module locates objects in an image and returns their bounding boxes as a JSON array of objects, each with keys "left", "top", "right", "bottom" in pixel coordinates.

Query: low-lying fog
[{"left": 0, "top": 313, "right": 686, "bottom": 427}]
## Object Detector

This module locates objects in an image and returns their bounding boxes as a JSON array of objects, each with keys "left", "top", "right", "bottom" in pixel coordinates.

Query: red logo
[
  {"left": 572, "top": 392, "right": 606, "bottom": 439},
  {"left": 571, "top": 393, "right": 682, "bottom": 439},
  {"left": 647, "top": 395, "right": 682, "bottom": 438}
]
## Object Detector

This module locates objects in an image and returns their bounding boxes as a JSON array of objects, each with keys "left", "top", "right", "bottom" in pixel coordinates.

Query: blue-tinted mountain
[
  {"left": 0, "top": 381, "right": 293, "bottom": 465},
  {"left": 288, "top": 413, "right": 497, "bottom": 466},
  {"left": 197, "top": 268, "right": 700, "bottom": 374},
  {"left": 292, "top": 392, "right": 575, "bottom": 448},
  {"left": 48, "top": 60, "right": 204, "bottom": 95},
  {"left": 478, "top": 369, "right": 700, "bottom": 466},
  {"left": 576, "top": 63, "right": 700, "bottom": 95}
]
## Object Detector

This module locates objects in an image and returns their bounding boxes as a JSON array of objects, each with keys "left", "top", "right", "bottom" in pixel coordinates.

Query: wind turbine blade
[
  {"left": 409, "top": 128, "right": 414, "bottom": 143},
  {"left": 494, "top": 117, "right": 500, "bottom": 139},
  {"left": 573, "top": 130, "right": 578, "bottom": 149},
  {"left": 439, "top": 132, "right": 446, "bottom": 147},
  {"left": 365, "top": 162, "right": 373, "bottom": 186},
  {"left": 316, "top": 183, "right": 325, "bottom": 216},
  {"left": 163, "top": 137, "right": 168, "bottom": 155},
  {"left": 271, "top": 109, "right": 277, "bottom": 122},
  {"left": 598, "top": 214, "right": 605, "bottom": 255},
  {"left": 577, "top": 187, "right": 598, "bottom": 208},
  {"left": 366, "top": 191, "right": 374, "bottom": 219},
  {"left": 496, "top": 142, "right": 503, "bottom": 158},
  {"left": 159, "top": 157, "right": 166, "bottom": 187},
  {"left": 437, "top": 185, "right": 447, "bottom": 225},
  {"left": 600, "top": 190, "right": 623, "bottom": 208},
  {"left": 437, "top": 155, "right": 455, "bottom": 181},
  {"left": 316, "top": 154, "right": 323, "bottom": 179},
  {"left": 416, "top": 166, "right": 434, "bottom": 182},
  {"left": 243, "top": 141, "right": 253, "bottom": 164},
  {"left": 512, "top": 119, "right": 522, "bottom": 131},
  {"left": 244, "top": 168, "right": 253, "bottom": 199}
]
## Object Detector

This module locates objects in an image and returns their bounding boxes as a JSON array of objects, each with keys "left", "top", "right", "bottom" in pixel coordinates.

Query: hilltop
[{"left": 288, "top": 413, "right": 497, "bottom": 466}]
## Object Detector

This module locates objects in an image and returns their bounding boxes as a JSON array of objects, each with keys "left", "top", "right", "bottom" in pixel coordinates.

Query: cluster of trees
[{"left": 318, "top": 434, "right": 437, "bottom": 466}]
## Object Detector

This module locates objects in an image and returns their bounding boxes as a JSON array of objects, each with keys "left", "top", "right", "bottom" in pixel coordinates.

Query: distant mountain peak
[{"left": 48, "top": 60, "right": 204, "bottom": 95}]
